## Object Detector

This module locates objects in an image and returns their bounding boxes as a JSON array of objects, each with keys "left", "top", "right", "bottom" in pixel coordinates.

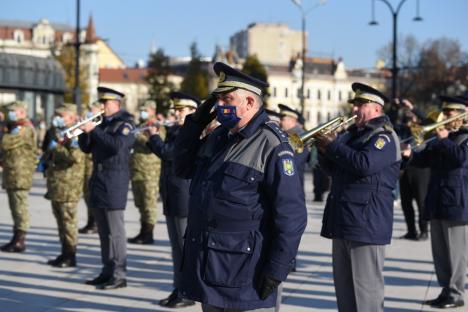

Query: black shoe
[
  {"left": 96, "top": 277, "right": 127, "bottom": 290},
  {"left": 432, "top": 297, "right": 464, "bottom": 309},
  {"left": 399, "top": 232, "right": 418, "bottom": 241},
  {"left": 85, "top": 274, "right": 111, "bottom": 285},
  {"left": 313, "top": 196, "right": 323, "bottom": 202},
  {"left": 159, "top": 289, "right": 179, "bottom": 307},
  {"left": 418, "top": 232, "right": 428, "bottom": 241},
  {"left": 166, "top": 297, "right": 195, "bottom": 308},
  {"left": 78, "top": 224, "right": 97, "bottom": 234},
  {"left": 47, "top": 254, "right": 64, "bottom": 266},
  {"left": 423, "top": 294, "right": 447, "bottom": 305}
]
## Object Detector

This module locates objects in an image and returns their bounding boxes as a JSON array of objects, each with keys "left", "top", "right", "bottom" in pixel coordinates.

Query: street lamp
[
  {"left": 368, "top": 0, "right": 423, "bottom": 101},
  {"left": 74, "top": 0, "right": 82, "bottom": 114},
  {"left": 290, "top": 0, "right": 328, "bottom": 116}
]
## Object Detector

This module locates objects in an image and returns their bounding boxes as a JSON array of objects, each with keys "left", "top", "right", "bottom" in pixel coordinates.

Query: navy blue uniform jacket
[
  {"left": 409, "top": 127, "right": 468, "bottom": 221},
  {"left": 147, "top": 125, "right": 190, "bottom": 217},
  {"left": 319, "top": 116, "right": 401, "bottom": 245},
  {"left": 173, "top": 109, "right": 307, "bottom": 310},
  {"left": 78, "top": 110, "right": 135, "bottom": 210}
]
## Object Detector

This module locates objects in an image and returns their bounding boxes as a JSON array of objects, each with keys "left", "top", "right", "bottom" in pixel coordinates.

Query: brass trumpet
[
  {"left": 410, "top": 111, "right": 468, "bottom": 145},
  {"left": 289, "top": 115, "right": 357, "bottom": 153},
  {"left": 62, "top": 111, "right": 104, "bottom": 140},
  {"left": 131, "top": 120, "right": 176, "bottom": 135}
]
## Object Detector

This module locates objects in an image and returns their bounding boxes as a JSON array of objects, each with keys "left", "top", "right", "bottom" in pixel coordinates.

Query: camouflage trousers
[
  {"left": 131, "top": 180, "right": 157, "bottom": 225},
  {"left": 51, "top": 201, "right": 78, "bottom": 247},
  {"left": 6, "top": 189, "right": 30, "bottom": 232}
]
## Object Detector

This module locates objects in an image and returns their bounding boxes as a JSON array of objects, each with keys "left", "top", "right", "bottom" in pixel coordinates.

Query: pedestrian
[
  {"left": 146, "top": 91, "right": 198, "bottom": 308},
  {"left": 0, "top": 101, "right": 37, "bottom": 253},
  {"left": 78, "top": 87, "right": 135, "bottom": 290},
  {"left": 44, "top": 103, "right": 85, "bottom": 267},
  {"left": 173, "top": 62, "right": 307, "bottom": 311},
  {"left": 315, "top": 82, "right": 401, "bottom": 312}
]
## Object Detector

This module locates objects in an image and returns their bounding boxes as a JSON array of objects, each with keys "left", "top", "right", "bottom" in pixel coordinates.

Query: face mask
[
  {"left": 7, "top": 111, "right": 17, "bottom": 122},
  {"left": 139, "top": 110, "right": 149, "bottom": 120},
  {"left": 52, "top": 116, "right": 65, "bottom": 128},
  {"left": 86, "top": 111, "right": 94, "bottom": 119},
  {"left": 216, "top": 104, "right": 241, "bottom": 129}
]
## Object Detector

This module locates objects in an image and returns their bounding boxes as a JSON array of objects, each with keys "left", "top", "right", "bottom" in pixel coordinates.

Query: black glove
[
  {"left": 191, "top": 93, "right": 217, "bottom": 127},
  {"left": 258, "top": 275, "right": 281, "bottom": 300},
  {"left": 314, "top": 132, "right": 337, "bottom": 154}
]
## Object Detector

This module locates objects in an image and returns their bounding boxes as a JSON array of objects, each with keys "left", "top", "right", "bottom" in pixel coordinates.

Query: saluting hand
[{"left": 191, "top": 94, "right": 217, "bottom": 127}]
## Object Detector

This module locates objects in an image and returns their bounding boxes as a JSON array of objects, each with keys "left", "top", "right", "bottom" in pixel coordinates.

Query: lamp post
[
  {"left": 290, "top": 0, "right": 328, "bottom": 116},
  {"left": 74, "top": 0, "right": 82, "bottom": 114},
  {"left": 369, "top": 0, "right": 423, "bottom": 100}
]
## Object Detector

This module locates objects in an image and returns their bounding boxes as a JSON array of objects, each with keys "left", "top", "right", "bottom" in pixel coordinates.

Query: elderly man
[
  {"left": 79, "top": 87, "right": 135, "bottom": 290},
  {"left": 402, "top": 95, "right": 468, "bottom": 309},
  {"left": 315, "top": 83, "right": 401, "bottom": 312},
  {"left": 173, "top": 62, "right": 307, "bottom": 311}
]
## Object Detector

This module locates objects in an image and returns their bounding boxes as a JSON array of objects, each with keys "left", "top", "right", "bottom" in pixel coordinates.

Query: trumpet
[
  {"left": 62, "top": 111, "right": 104, "bottom": 140},
  {"left": 131, "top": 120, "right": 176, "bottom": 135},
  {"left": 410, "top": 111, "right": 468, "bottom": 145},
  {"left": 289, "top": 115, "right": 357, "bottom": 153}
]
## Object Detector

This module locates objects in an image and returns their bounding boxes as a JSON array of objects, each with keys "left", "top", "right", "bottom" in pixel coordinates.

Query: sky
[{"left": 2, "top": 0, "right": 468, "bottom": 69}]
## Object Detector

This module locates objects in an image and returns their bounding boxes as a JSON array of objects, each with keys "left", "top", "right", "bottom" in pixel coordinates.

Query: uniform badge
[
  {"left": 374, "top": 137, "right": 387, "bottom": 150},
  {"left": 219, "top": 71, "right": 226, "bottom": 83},
  {"left": 122, "top": 127, "right": 130, "bottom": 136},
  {"left": 282, "top": 158, "right": 295, "bottom": 176}
]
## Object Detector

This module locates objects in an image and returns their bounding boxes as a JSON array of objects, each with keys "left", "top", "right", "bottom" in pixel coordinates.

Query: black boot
[
  {"left": 128, "top": 223, "right": 154, "bottom": 244},
  {"left": 79, "top": 216, "right": 97, "bottom": 234},
  {"left": 49, "top": 243, "right": 76, "bottom": 268},
  {"left": 0, "top": 230, "right": 26, "bottom": 253}
]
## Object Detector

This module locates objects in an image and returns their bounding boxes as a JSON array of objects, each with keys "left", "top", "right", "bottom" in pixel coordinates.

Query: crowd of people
[{"left": 0, "top": 62, "right": 467, "bottom": 311}]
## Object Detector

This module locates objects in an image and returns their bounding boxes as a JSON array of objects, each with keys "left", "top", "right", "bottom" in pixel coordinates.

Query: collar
[{"left": 237, "top": 109, "right": 269, "bottom": 138}]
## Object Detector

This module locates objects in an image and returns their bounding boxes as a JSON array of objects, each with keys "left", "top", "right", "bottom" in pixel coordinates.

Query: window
[
  {"left": 307, "top": 89, "right": 311, "bottom": 99},
  {"left": 285, "top": 88, "right": 288, "bottom": 98},
  {"left": 273, "top": 87, "right": 277, "bottom": 97},
  {"left": 327, "top": 90, "right": 331, "bottom": 101},
  {"left": 13, "top": 30, "right": 24, "bottom": 43},
  {"left": 327, "top": 112, "right": 331, "bottom": 120},
  {"left": 297, "top": 88, "right": 301, "bottom": 98},
  {"left": 317, "top": 90, "right": 321, "bottom": 100},
  {"left": 317, "top": 112, "right": 322, "bottom": 124},
  {"left": 338, "top": 91, "right": 342, "bottom": 101}
]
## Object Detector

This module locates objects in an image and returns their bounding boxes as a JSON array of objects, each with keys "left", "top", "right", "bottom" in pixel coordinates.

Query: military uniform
[
  {"left": 79, "top": 87, "right": 135, "bottom": 289},
  {"left": 0, "top": 101, "right": 37, "bottom": 253},
  {"left": 317, "top": 83, "right": 401, "bottom": 312},
  {"left": 174, "top": 63, "right": 307, "bottom": 311},
  {"left": 147, "top": 91, "right": 198, "bottom": 308},
  {"left": 408, "top": 96, "right": 468, "bottom": 309},
  {"left": 128, "top": 101, "right": 161, "bottom": 244}
]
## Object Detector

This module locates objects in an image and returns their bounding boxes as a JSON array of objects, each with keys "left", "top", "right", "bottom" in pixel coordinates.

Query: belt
[
  {"left": 95, "top": 163, "right": 127, "bottom": 171},
  {"left": 200, "top": 219, "right": 261, "bottom": 232}
]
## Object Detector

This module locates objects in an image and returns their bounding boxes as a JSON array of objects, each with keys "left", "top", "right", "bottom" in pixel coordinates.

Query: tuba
[
  {"left": 289, "top": 115, "right": 357, "bottom": 153},
  {"left": 410, "top": 111, "right": 468, "bottom": 146}
]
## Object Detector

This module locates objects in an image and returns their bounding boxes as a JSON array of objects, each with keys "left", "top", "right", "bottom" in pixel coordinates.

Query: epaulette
[{"left": 263, "top": 121, "right": 289, "bottom": 143}]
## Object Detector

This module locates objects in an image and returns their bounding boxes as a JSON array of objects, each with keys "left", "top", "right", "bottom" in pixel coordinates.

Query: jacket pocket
[
  {"left": 339, "top": 190, "right": 371, "bottom": 226},
  {"left": 203, "top": 231, "right": 255, "bottom": 287},
  {"left": 214, "top": 164, "right": 262, "bottom": 205},
  {"left": 440, "top": 179, "right": 463, "bottom": 207}
]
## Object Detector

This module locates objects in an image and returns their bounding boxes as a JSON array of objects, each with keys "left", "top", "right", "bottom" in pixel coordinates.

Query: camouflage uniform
[
  {"left": 130, "top": 120, "right": 162, "bottom": 230},
  {"left": 0, "top": 103, "right": 37, "bottom": 253}
]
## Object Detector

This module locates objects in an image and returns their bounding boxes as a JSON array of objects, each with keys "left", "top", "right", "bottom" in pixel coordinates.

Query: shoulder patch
[
  {"left": 264, "top": 121, "right": 289, "bottom": 143},
  {"left": 379, "top": 134, "right": 391, "bottom": 142},
  {"left": 122, "top": 127, "right": 130, "bottom": 136},
  {"left": 278, "top": 150, "right": 294, "bottom": 157},
  {"left": 374, "top": 137, "right": 387, "bottom": 150},
  {"left": 282, "top": 158, "right": 295, "bottom": 176}
]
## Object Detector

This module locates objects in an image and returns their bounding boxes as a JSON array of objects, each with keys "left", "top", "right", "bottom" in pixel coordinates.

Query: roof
[
  {"left": 0, "top": 19, "right": 75, "bottom": 32},
  {"left": 99, "top": 68, "right": 148, "bottom": 83}
]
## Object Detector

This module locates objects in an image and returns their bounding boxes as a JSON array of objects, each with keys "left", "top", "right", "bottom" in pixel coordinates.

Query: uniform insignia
[
  {"left": 282, "top": 158, "right": 295, "bottom": 176},
  {"left": 278, "top": 150, "right": 294, "bottom": 157},
  {"left": 374, "top": 137, "right": 386, "bottom": 150},
  {"left": 122, "top": 127, "right": 130, "bottom": 136},
  {"left": 219, "top": 71, "right": 226, "bottom": 83}
]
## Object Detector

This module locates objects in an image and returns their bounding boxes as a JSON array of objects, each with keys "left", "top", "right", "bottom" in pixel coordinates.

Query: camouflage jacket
[
  {"left": 129, "top": 120, "right": 162, "bottom": 181},
  {"left": 1, "top": 119, "right": 37, "bottom": 190},
  {"left": 46, "top": 138, "right": 85, "bottom": 202},
  {"left": 82, "top": 153, "right": 93, "bottom": 194}
]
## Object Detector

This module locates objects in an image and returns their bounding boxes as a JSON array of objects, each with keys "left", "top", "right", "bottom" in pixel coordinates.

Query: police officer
[
  {"left": 45, "top": 103, "right": 85, "bottom": 267},
  {"left": 315, "top": 83, "right": 401, "bottom": 312},
  {"left": 78, "top": 87, "right": 135, "bottom": 290},
  {"left": 146, "top": 92, "right": 198, "bottom": 308},
  {"left": 173, "top": 62, "right": 307, "bottom": 311},
  {"left": 402, "top": 95, "right": 467, "bottom": 309},
  {"left": 79, "top": 101, "right": 101, "bottom": 235},
  {"left": 278, "top": 104, "right": 310, "bottom": 187},
  {"left": 0, "top": 101, "right": 37, "bottom": 253}
]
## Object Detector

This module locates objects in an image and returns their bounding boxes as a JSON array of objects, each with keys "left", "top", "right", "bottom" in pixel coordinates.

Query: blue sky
[{"left": 3, "top": 0, "right": 467, "bottom": 69}]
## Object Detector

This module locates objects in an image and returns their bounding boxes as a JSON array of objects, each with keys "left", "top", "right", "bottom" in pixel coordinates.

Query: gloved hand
[
  {"left": 314, "top": 132, "right": 337, "bottom": 154},
  {"left": 48, "top": 140, "right": 58, "bottom": 150},
  {"left": 257, "top": 275, "right": 281, "bottom": 300},
  {"left": 69, "top": 138, "right": 79, "bottom": 148},
  {"left": 191, "top": 94, "right": 217, "bottom": 127}
]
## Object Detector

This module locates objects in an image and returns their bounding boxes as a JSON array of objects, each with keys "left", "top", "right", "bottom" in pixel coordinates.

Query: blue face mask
[
  {"left": 216, "top": 104, "right": 241, "bottom": 129},
  {"left": 139, "top": 110, "right": 149, "bottom": 120},
  {"left": 52, "top": 116, "right": 65, "bottom": 128},
  {"left": 7, "top": 111, "right": 17, "bottom": 122},
  {"left": 86, "top": 111, "right": 94, "bottom": 119}
]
